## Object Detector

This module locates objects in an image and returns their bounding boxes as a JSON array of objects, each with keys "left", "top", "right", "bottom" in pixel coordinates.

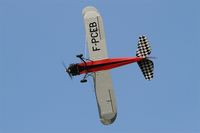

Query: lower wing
[{"left": 93, "top": 70, "right": 117, "bottom": 125}]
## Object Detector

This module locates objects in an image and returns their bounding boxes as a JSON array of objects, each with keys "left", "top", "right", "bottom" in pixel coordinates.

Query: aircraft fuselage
[{"left": 68, "top": 57, "right": 144, "bottom": 76}]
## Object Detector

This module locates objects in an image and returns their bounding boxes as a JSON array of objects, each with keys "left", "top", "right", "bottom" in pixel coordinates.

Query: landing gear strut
[{"left": 76, "top": 54, "right": 88, "bottom": 83}]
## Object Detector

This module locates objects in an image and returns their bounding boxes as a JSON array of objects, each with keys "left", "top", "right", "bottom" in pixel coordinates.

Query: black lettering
[
  {"left": 89, "top": 22, "right": 97, "bottom": 27},
  {"left": 92, "top": 46, "right": 100, "bottom": 51},
  {"left": 89, "top": 22, "right": 100, "bottom": 52},
  {"left": 91, "top": 32, "right": 98, "bottom": 38},
  {"left": 90, "top": 26, "right": 98, "bottom": 32},
  {"left": 91, "top": 38, "right": 99, "bottom": 44}
]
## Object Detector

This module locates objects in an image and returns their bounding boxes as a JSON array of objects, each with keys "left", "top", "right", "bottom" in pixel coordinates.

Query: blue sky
[{"left": 0, "top": 0, "right": 200, "bottom": 133}]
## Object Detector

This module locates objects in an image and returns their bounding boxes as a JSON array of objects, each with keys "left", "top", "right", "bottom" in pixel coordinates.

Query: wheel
[
  {"left": 76, "top": 54, "right": 83, "bottom": 58},
  {"left": 80, "top": 79, "right": 87, "bottom": 83}
]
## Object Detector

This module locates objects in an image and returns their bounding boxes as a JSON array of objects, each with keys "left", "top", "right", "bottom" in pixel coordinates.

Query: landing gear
[
  {"left": 76, "top": 54, "right": 86, "bottom": 65},
  {"left": 76, "top": 54, "right": 93, "bottom": 83},
  {"left": 76, "top": 54, "right": 83, "bottom": 58},
  {"left": 80, "top": 73, "right": 94, "bottom": 83},
  {"left": 80, "top": 72, "right": 88, "bottom": 83},
  {"left": 76, "top": 54, "right": 92, "bottom": 62},
  {"left": 80, "top": 79, "right": 87, "bottom": 83}
]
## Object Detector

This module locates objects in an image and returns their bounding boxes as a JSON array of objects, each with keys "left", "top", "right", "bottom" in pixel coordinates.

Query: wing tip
[{"left": 82, "top": 6, "right": 98, "bottom": 16}]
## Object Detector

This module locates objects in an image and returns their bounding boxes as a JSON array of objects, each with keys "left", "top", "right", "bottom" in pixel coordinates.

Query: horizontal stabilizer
[
  {"left": 138, "top": 59, "right": 154, "bottom": 80},
  {"left": 136, "top": 35, "right": 151, "bottom": 58}
]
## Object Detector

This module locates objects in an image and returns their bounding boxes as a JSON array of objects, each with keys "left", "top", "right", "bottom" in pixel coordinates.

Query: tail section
[
  {"left": 136, "top": 35, "right": 151, "bottom": 58},
  {"left": 136, "top": 35, "right": 154, "bottom": 80},
  {"left": 138, "top": 59, "right": 154, "bottom": 80}
]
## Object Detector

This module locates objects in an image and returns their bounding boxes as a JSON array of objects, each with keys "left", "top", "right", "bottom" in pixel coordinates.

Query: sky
[{"left": 0, "top": 0, "right": 200, "bottom": 133}]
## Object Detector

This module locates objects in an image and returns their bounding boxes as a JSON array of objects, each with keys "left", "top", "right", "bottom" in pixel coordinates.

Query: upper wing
[
  {"left": 93, "top": 70, "right": 117, "bottom": 125},
  {"left": 82, "top": 6, "right": 108, "bottom": 61},
  {"left": 83, "top": 7, "right": 117, "bottom": 125}
]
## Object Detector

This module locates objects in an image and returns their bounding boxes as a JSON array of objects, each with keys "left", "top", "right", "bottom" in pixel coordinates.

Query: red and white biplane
[{"left": 64, "top": 6, "right": 154, "bottom": 125}]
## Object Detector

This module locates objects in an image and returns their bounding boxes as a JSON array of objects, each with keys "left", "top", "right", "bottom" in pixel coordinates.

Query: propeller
[{"left": 62, "top": 62, "right": 72, "bottom": 79}]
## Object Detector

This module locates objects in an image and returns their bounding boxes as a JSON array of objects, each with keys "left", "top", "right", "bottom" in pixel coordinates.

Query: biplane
[{"left": 64, "top": 6, "right": 154, "bottom": 125}]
